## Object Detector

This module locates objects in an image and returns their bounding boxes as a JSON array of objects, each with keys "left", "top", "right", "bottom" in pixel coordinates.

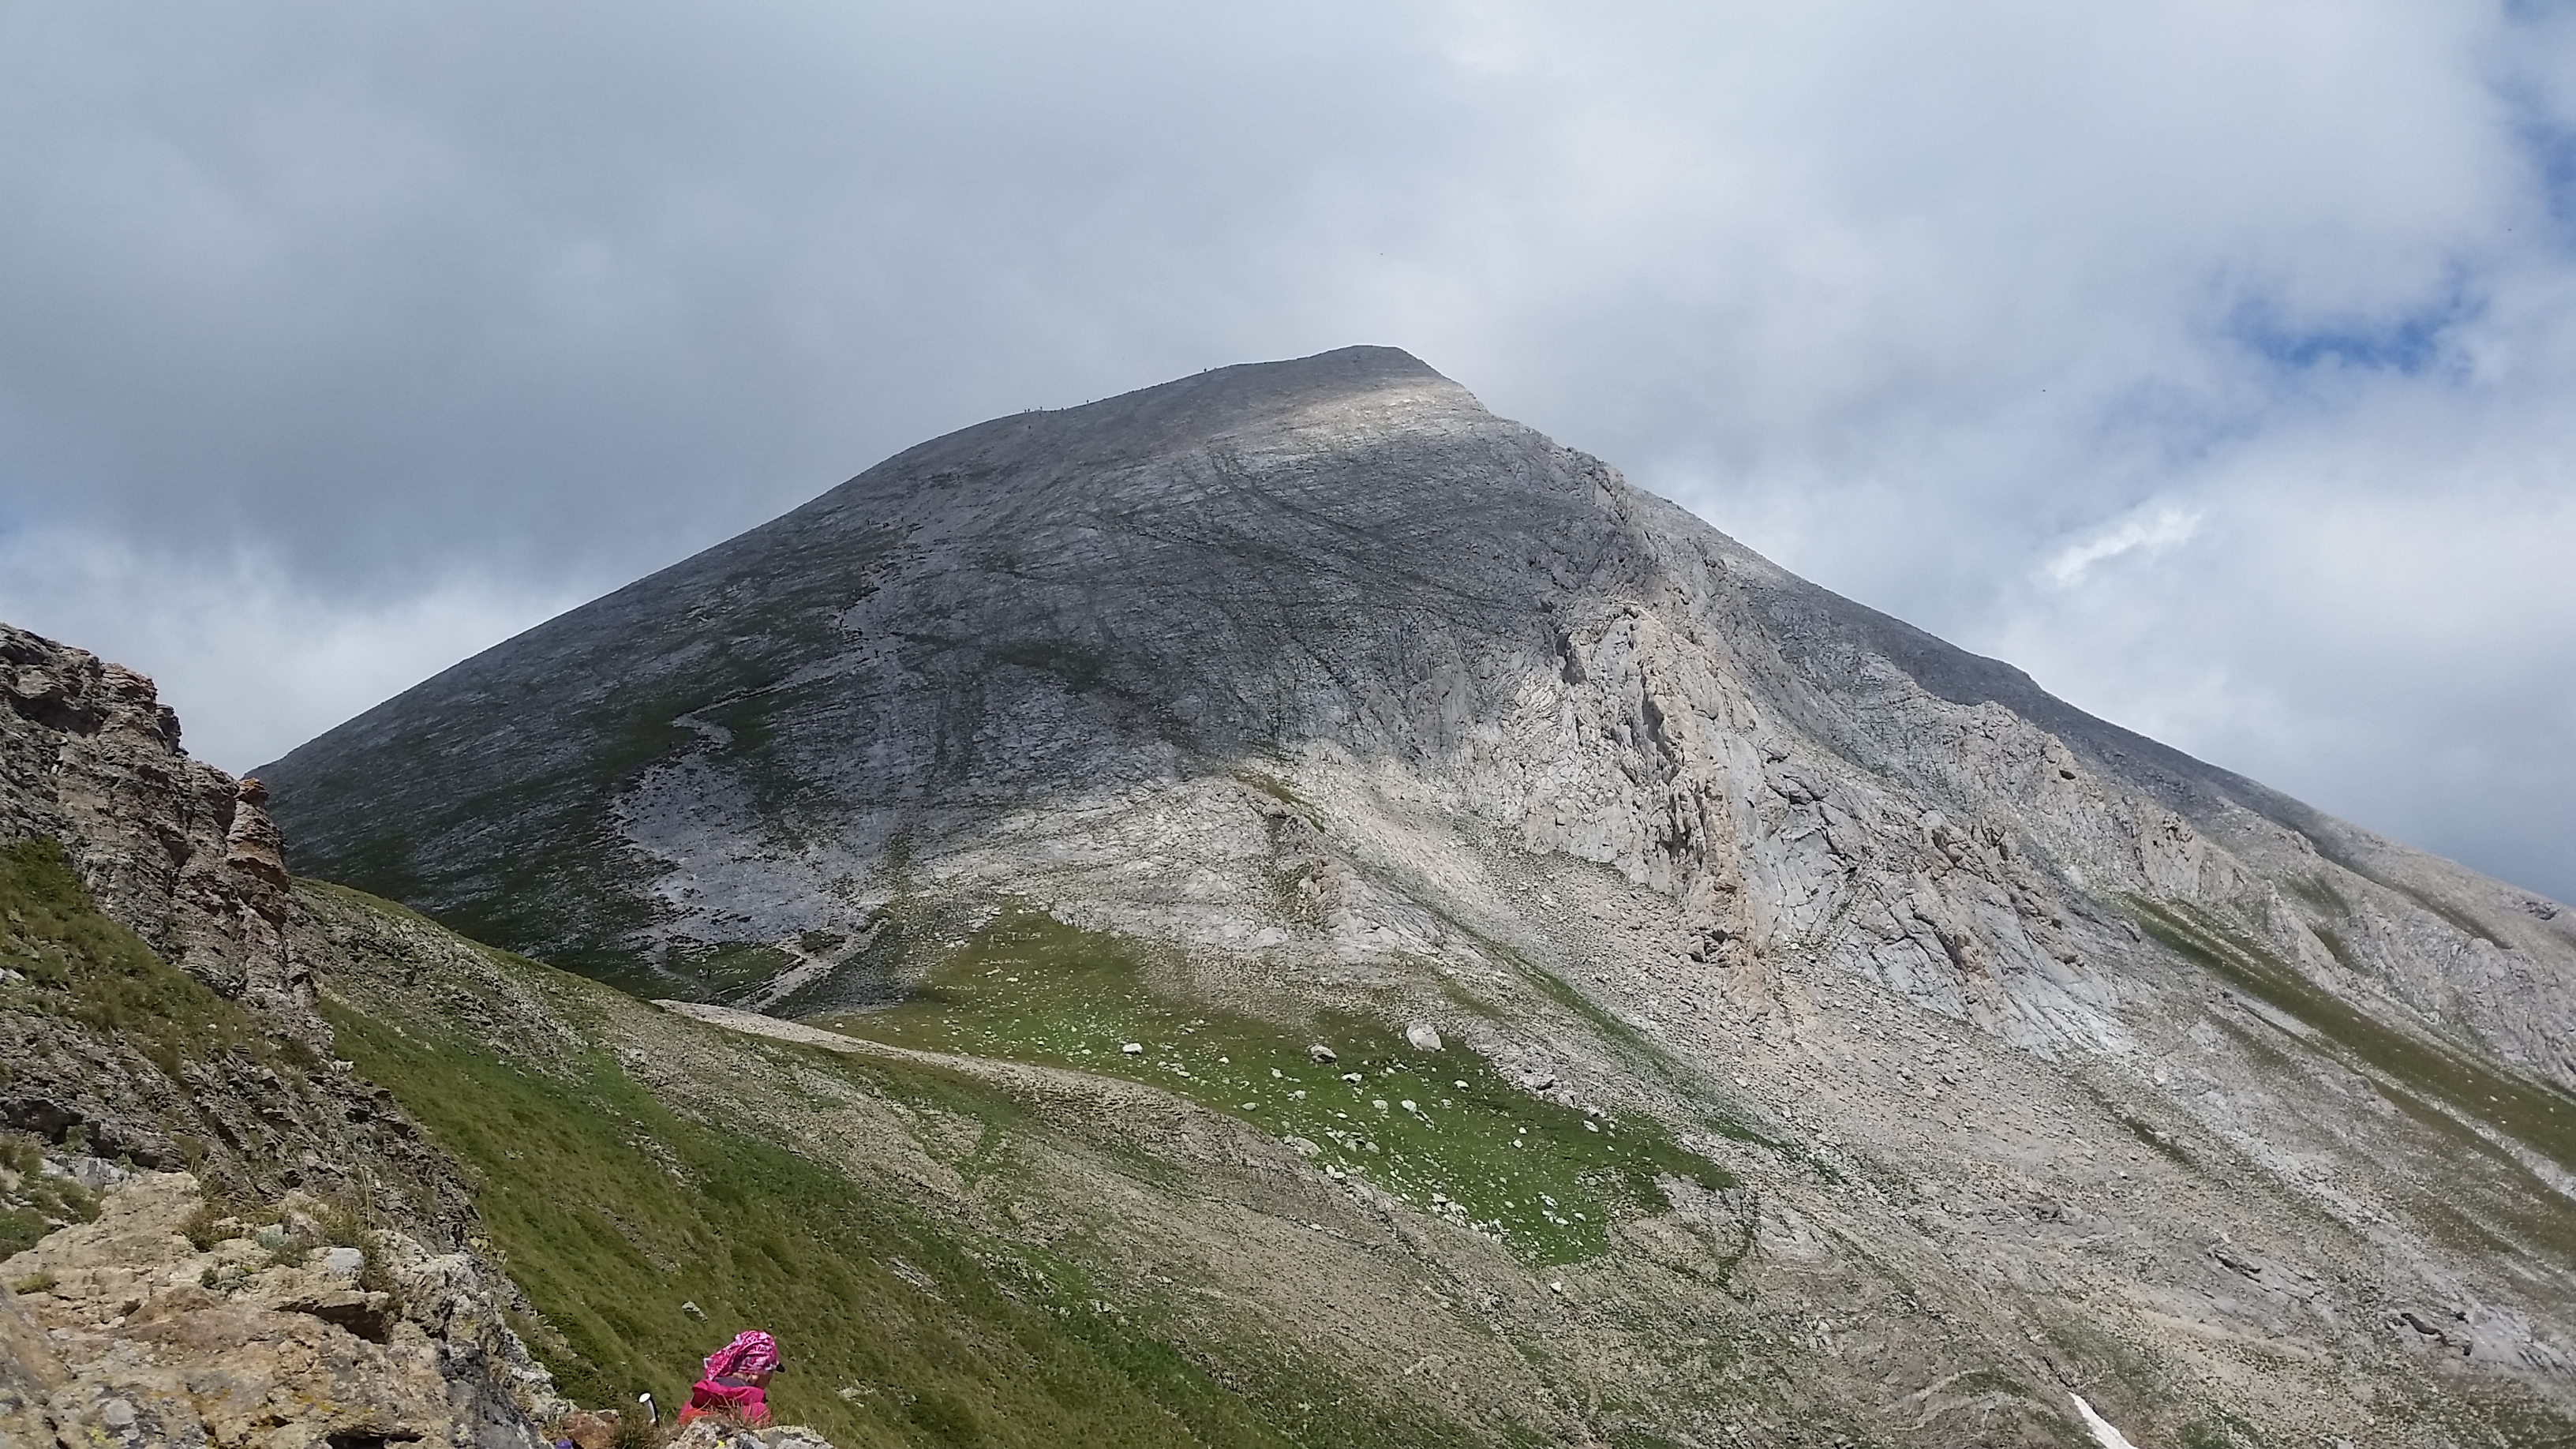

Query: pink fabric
[
  {"left": 703, "top": 1330, "right": 779, "bottom": 1379},
  {"left": 680, "top": 1377, "right": 770, "bottom": 1427}
]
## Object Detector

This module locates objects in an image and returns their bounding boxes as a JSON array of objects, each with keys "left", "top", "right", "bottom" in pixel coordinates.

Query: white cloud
[
  {"left": 0, "top": 526, "right": 587, "bottom": 774},
  {"left": 2042, "top": 507, "right": 2204, "bottom": 588},
  {"left": 2, "top": 0, "right": 2573, "bottom": 895}
]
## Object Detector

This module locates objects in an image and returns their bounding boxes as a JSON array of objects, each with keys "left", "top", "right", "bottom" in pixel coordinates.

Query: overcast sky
[{"left": 4, "top": 1, "right": 2573, "bottom": 902}]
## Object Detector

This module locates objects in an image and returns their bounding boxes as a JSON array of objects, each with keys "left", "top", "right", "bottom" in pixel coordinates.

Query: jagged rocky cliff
[
  {"left": 0, "top": 623, "right": 575, "bottom": 1447},
  {"left": 215, "top": 346, "right": 2576, "bottom": 1445},
  {"left": 1, "top": 623, "right": 466, "bottom": 1215}
]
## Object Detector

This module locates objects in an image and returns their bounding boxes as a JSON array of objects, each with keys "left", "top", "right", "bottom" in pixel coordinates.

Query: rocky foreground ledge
[
  {"left": 0, "top": 1163, "right": 841, "bottom": 1449},
  {"left": 1, "top": 1163, "right": 560, "bottom": 1447}
]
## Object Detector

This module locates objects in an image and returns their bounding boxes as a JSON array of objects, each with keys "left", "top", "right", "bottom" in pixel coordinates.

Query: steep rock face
[
  {"left": 2, "top": 624, "right": 301, "bottom": 1011},
  {"left": 256, "top": 347, "right": 2576, "bottom": 1442},
  {"left": 260, "top": 347, "right": 2576, "bottom": 1069},
  {"left": 0, "top": 624, "right": 466, "bottom": 1215}
]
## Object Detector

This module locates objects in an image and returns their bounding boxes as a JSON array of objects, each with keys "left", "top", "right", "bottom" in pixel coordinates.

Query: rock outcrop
[
  {"left": 0, "top": 1168, "right": 562, "bottom": 1448},
  {"left": 0, "top": 623, "right": 581, "bottom": 1447},
  {"left": 2, "top": 625, "right": 297, "bottom": 1013},
  {"left": 0, "top": 623, "right": 467, "bottom": 1223}
]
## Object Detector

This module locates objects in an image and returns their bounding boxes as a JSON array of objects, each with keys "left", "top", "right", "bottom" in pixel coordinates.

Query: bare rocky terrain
[{"left": 6, "top": 346, "right": 2574, "bottom": 1447}]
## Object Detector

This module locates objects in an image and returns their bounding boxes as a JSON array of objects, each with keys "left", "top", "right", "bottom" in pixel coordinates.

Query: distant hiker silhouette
[{"left": 679, "top": 1329, "right": 782, "bottom": 1427}]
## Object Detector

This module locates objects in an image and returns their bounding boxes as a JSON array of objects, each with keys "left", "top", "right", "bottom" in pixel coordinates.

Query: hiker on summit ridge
[{"left": 679, "top": 1329, "right": 782, "bottom": 1427}]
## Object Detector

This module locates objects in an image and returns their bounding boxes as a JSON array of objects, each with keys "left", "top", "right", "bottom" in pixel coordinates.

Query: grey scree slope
[{"left": 264, "top": 346, "right": 2576, "bottom": 1432}]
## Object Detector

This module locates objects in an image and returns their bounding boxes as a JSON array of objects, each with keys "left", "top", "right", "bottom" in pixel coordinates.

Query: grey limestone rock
[
  {"left": 0, "top": 623, "right": 474, "bottom": 1226},
  {"left": 243, "top": 346, "right": 2576, "bottom": 1442},
  {"left": 0, "top": 1171, "right": 567, "bottom": 1449}
]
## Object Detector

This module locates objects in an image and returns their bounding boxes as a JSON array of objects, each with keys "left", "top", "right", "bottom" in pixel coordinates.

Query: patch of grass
[
  {"left": 1233, "top": 770, "right": 1316, "bottom": 818},
  {"left": 256, "top": 1224, "right": 308, "bottom": 1268},
  {"left": 664, "top": 940, "right": 800, "bottom": 1005},
  {"left": 2307, "top": 923, "right": 2362, "bottom": 975},
  {"left": 323, "top": 976, "right": 1476, "bottom": 1449},
  {"left": 179, "top": 1200, "right": 244, "bottom": 1252},
  {"left": 0, "top": 836, "right": 269, "bottom": 1077},
  {"left": 813, "top": 908, "right": 1737, "bottom": 1265},
  {"left": 2373, "top": 1372, "right": 2576, "bottom": 1447},
  {"left": 0, "top": 1166, "right": 100, "bottom": 1260},
  {"left": 988, "top": 640, "right": 1113, "bottom": 695},
  {"left": 2126, "top": 897, "right": 2576, "bottom": 1177},
  {"left": 9, "top": 1270, "right": 55, "bottom": 1294},
  {"left": 2389, "top": 882, "right": 2507, "bottom": 950},
  {"left": 1417, "top": 901, "right": 1791, "bottom": 1164},
  {"left": 2280, "top": 874, "right": 2349, "bottom": 920}
]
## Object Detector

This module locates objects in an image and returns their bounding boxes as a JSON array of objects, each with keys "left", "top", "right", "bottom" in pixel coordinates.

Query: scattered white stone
[
  {"left": 320, "top": 1245, "right": 367, "bottom": 1279},
  {"left": 1406, "top": 1022, "right": 1443, "bottom": 1051},
  {"left": 1121, "top": 1043, "right": 1144, "bottom": 1054},
  {"left": 1373, "top": 1099, "right": 1389, "bottom": 1111}
]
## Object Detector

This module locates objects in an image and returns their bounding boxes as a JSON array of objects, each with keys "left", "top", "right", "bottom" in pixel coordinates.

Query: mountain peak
[
  {"left": 246, "top": 351, "right": 2576, "bottom": 1446},
  {"left": 841, "top": 344, "right": 1486, "bottom": 500}
]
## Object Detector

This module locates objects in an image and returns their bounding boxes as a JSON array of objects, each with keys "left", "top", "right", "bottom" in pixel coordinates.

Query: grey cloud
[{"left": 3, "top": 0, "right": 2573, "bottom": 900}]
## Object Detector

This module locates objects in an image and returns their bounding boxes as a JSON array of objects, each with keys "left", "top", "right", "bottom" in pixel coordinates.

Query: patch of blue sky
[
  {"left": 2520, "top": 117, "right": 2576, "bottom": 242},
  {"left": 2227, "top": 284, "right": 2481, "bottom": 380}
]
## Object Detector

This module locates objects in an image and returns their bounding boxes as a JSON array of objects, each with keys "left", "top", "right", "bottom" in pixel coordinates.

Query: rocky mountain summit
[
  {"left": 251, "top": 346, "right": 2576, "bottom": 1445},
  {"left": 15, "top": 346, "right": 2576, "bottom": 1446}
]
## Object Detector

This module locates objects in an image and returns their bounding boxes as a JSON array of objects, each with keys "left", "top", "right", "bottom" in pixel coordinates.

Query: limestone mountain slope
[{"left": 255, "top": 346, "right": 2576, "bottom": 1445}]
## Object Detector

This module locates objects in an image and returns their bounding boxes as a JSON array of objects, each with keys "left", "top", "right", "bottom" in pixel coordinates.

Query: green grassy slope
[
  {"left": 813, "top": 909, "right": 1735, "bottom": 1266},
  {"left": 2129, "top": 895, "right": 2576, "bottom": 1267},
  {"left": 312, "top": 888, "right": 1492, "bottom": 1449},
  {"left": 0, "top": 837, "right": 279, "bottom": 1078}
]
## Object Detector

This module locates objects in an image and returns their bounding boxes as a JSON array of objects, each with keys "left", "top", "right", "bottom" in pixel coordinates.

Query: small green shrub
[
  {"left": 908, "top": 1387, "right": 981, "bottom": 1444},
  {"left": 313, "top": 1200, "right": 371, "bottom": 1249},
  {"left": 0, "top": 1210, "right": 46, "bottom": 1261},
  {"left": 180, "top": 1200, "right": 240, "bottom": 1252},
  {"left": 9, "top": 1271, "right": 56, "bottom": 1294},
  {"left": 256, "top": 1224, "right": 308, "bottom": 1267},
  {"left": 0, "top": 1156, "right": 102, "bottom": 1260}
]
